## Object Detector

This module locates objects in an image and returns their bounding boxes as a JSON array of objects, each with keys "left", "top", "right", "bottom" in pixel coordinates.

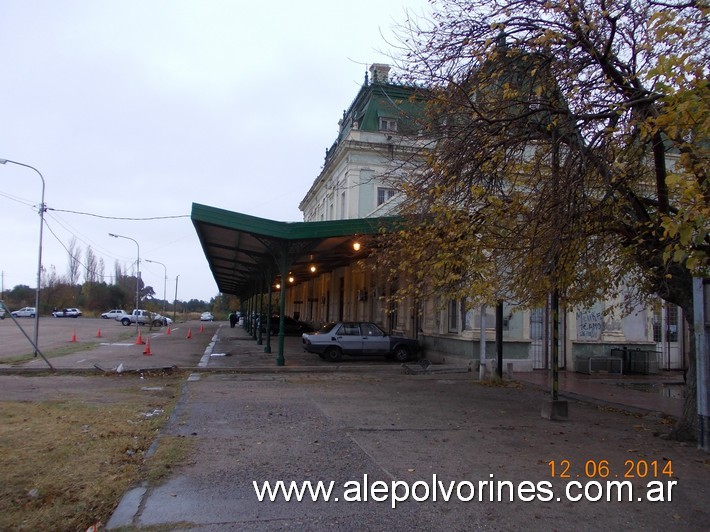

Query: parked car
[
  {"left": 302, "top": 322, "right": 420, "bottom": 362},
  {"left": 101, "top": 309, "right": 126, "bottom": 320},
  {"left": 52, "top": 307, "right": 82, "bottom": 318},
  {"left": 120, "top": 309, "right": 168, "bottom": 327},
  {"left": 0, "top": 307, "right": 5, "bottom": 319},
  {"left": 200, "top": 312, "right": 214, "bottom": 322},
  {"left": 260, "top": 315, "right": 315, "bottom": 336},
  {"left": 11, "top": 307, "right": 36, "bottom": 318}
]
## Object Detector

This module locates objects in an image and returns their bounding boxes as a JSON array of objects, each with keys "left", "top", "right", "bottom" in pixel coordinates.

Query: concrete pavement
[
  {"left": 2, "top": 320, "right": 703, "bottom": 529},
  {"left": 94, "top": 323, "right": 708, "bottom": 531}
]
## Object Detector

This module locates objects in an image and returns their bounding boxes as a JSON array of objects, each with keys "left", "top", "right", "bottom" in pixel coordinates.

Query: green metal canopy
[{"left": 191, "top": 202, "right": 398, "bottom": 297}]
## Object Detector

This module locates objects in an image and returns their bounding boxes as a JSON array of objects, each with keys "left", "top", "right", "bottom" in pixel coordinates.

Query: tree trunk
[{"left": 669, "top": 310, "right": 698, "bottom": 441}]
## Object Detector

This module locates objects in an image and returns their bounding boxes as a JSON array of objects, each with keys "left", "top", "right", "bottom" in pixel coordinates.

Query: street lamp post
[
  {"left": 0, "top": 158, "right": 45, "bottom": 356},
  {"left": 173, "top": 274, "right": 180, "bottom": 321},
  {"left": 108, "top": 233, "right": 140, "bottom": 334},
  {"left": 145, "top": 259, "right": 167, "bottom": 315}
]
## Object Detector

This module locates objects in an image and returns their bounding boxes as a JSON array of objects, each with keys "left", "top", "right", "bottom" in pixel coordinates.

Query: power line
[
  {"left": 42, "top": 218, "right": 108, "bottom": 280},
  {"left": 48, "top": 208, "right": 190, "bottom": 221},
  {"left": 0, "top": 190, "right": 36, "bottom": 208}
]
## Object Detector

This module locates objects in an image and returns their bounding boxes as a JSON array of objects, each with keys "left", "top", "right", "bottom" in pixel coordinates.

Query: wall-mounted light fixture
[
  {"left": 353, "top": 241, "right": 361, "bottom": 251},
  {"left": 310, "top": 265, "right": 317, "bottom": 273}
]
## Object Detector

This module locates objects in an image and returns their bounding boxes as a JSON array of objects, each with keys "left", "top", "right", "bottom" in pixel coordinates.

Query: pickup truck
[{"left": 119, "top": 309, "right": 167, "bottom": 327}]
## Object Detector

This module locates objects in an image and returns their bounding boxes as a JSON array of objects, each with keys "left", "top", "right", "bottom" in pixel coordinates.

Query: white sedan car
[
  {"left": 200, "top": 312, "right": 214, "bottom": 321},
  {"left": 12, "top": 307, "right": 36, "bottom": 318},
  {"left": 101, "top": 309, "right": 126, "bottom": 320}
]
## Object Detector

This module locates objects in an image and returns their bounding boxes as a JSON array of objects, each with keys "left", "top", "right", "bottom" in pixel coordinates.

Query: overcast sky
[{"left": 0, "top": 0, "right": 431, "bottom": 304}]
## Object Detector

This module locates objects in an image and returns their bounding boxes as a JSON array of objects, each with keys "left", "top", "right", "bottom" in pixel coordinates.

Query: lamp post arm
[
  {"left": 109, "top": 233, "right": 141, "bottom": 333},
  {"left": 174, "top": 274, "right": 180, "bottom": 321},
  {"left": 146, "top": 259, "right": 167, "bottom": 314},
  {"left": 0, "top": 158, "right": 46, "bottom": 360}
]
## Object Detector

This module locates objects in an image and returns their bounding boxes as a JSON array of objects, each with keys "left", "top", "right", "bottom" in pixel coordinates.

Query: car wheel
[
  {"left": 392, "top": 345, "right": 410, "bottom": 363},
  {"left": 121, "top": 318, "right": 131, "bottom": 326},
  {"left": 324, "top": 346, "right": 342, "bottom": 362},
  {"left": 152, "top": 320, "right": 162, "bottom": 327}
]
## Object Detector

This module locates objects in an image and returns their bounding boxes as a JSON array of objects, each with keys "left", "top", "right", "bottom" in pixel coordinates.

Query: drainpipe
[
  {"left": 693, "top": 278, "right": 709, "bottom": 451},
  {"left": 496, "top": 301, "right": 504, "bottom": 379},
  {"left": 479, "top": 304, "right": 487, "bottom": 379}
]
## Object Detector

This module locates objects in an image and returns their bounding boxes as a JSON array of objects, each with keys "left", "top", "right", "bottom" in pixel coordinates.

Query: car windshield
[{"left": 315, "top": 322, "right": 338, "bottom": 334}]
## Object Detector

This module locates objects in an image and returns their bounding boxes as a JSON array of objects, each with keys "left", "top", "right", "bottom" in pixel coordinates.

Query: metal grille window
[
  {"left": 377, "top": 187, "right": 396, "bottom": 206},
  {"left": 653, "top": 302, "right": 679, "bottom": 342},
  {"left": 530, "top": 307, "right": 543, "bottom": 340},
  {"left": 448, "top": 299, "right": 459, "bottom": 333}
]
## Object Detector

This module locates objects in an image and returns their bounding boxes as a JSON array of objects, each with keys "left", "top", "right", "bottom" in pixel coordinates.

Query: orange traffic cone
[
  {"left": 186, "top": 328, "right": 192, "bottom": 339},
  {"left": 199, "top": 324, "right": 204, "bottom": 333},
  {"left": 166, "top": 325, "right": 171, "bottom": 335},
  {"left": 69, "top": 329, "right": 77, "bottom": 342},
  {"left": 96, "top": 328, "right": 102, "bottom": 338},
  {"left": 143, "top": 339, "right": 152, "bottom": 356},
  {"left": 135, "top": 331, "right": 144, "bottom": 345}
]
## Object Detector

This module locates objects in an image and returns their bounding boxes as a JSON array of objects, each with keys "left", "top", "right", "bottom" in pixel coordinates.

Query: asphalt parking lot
[
  {"left": 0, "top": 316, "right": 397, "bottom": 371},
  {"left": 0, "top": 315, "right": 148, "bottom": 361}
]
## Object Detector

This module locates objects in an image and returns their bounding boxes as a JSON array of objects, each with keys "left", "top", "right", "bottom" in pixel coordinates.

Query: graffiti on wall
[{"left": 576, "top": 310, "right": 603, "bottom": 340}]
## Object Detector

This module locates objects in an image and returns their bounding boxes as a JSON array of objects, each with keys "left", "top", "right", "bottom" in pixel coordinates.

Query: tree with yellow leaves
[{"left": 372, "top": 0, "right": 708, "bottom": 440}]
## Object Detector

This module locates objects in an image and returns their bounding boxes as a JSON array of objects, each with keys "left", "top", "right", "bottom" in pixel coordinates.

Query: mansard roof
[
  {"left": 333, "top": 66, "right": 426, "bottom": 142},
  {"left": 301, "top": 65, "right": 429, "bottom": 210}
]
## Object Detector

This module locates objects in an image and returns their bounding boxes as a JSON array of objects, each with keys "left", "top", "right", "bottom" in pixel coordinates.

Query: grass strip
[{"left": 0, "top": 375, "right": 183, "bottom": 530}]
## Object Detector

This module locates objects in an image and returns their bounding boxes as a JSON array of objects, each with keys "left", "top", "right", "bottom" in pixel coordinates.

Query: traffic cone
[
  {"left": 166, "top": 325, "right": 171, "bottom": 335},
  {"left": 96, "top": 328, "right": 102, "bottom": 338},
  {"left": 186, "top": 328, "right": 192, "bottom": 339},
  {"left": 135, "top": 331, "right": 144, "bottom": 345},
  {"left": 69, "top": 329, "right": 77, "bottom": 342},
  {"left": 143, "top": 339, "right": 152, "bottom": 356},
  {"left": 199, "top": 324, "right": 204, "bottom": 333}
]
